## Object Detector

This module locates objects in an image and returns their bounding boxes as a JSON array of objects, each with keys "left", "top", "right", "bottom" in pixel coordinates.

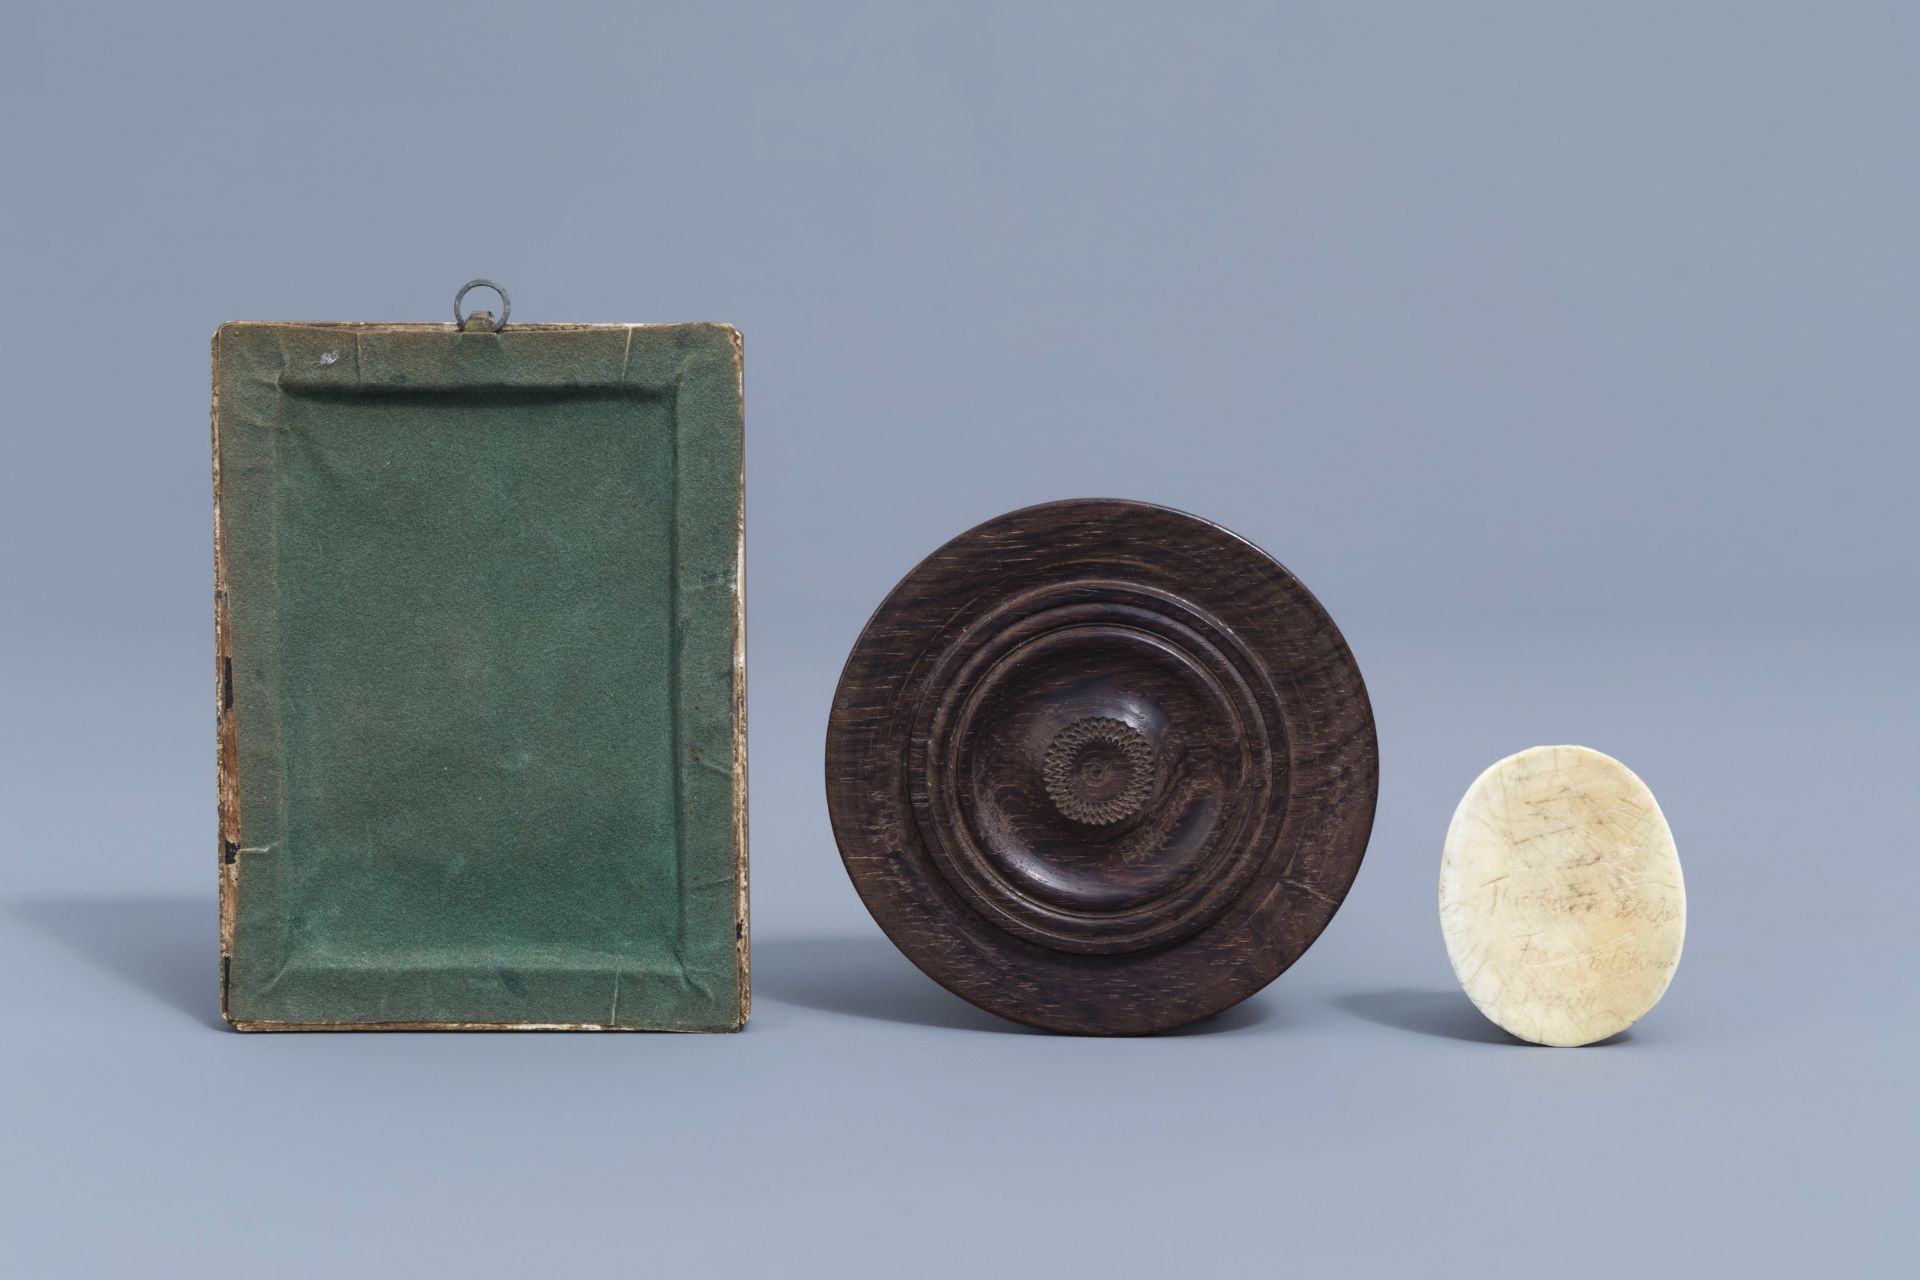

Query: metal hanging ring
[{"left": 453, "top": 279, "right": 511, "bottom": 331}]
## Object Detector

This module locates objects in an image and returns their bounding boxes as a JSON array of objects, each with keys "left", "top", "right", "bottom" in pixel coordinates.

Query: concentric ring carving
[
  {"left": 909, "top": 579, "right": 1286, "bottom": 956},
  {"left": 824, "top": 498, "right": 1380, "bottom": 1034}
]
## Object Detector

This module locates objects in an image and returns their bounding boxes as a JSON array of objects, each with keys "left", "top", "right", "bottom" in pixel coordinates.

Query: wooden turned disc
[
  {"left": 825, "top": 499, "right": 1379, "bottom": 1034},
  {"left": 1439, "top": 745, "right": 1686, "bottom": 1047}
]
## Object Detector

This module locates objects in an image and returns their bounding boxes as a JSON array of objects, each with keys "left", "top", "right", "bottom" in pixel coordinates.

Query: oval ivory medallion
[{"left": 1439, "top": 745, "right": 1684, "bottom": 1046}]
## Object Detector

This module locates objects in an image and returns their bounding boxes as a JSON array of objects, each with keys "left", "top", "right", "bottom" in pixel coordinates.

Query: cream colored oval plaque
[{"left": 1439, "top": 745, "right": 1684, "bottom": 1046}]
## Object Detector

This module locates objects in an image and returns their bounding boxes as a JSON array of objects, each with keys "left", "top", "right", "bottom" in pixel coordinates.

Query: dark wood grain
[{"left": 825, "top": 499, "right": 1379, "bottom": 1034}]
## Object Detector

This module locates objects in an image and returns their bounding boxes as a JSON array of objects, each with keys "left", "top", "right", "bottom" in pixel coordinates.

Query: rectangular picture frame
[{"left": 213, "top": 320, "right": 747, "bottom": 1030}]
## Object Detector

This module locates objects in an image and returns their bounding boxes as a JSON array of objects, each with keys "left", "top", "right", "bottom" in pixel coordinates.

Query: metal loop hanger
[{"left": 453, "top": 279, "right": 511, "bottom": 331}]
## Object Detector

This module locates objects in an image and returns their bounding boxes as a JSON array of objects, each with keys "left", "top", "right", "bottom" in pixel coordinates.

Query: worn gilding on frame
[{"left": 213, "top": 320, "right": 747, "bottom": 1031}]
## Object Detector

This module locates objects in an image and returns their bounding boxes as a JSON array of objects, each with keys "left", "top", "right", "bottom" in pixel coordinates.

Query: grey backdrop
[{"left": 2, "top": 3, "right": 1913, "bottom": 1276}]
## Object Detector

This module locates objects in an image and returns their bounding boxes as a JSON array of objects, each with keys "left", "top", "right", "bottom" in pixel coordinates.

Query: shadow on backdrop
[
  {"left": 1333, "top": 988, "right": 1634, "bottom": 1047},
  {"left": 754, "top": 934, "right": 1279, "bottom": 1037},
  {"left": 14, "top": 900, "right": 1285, "bottom": 1039},
  {"left": 13, "top": 896, "right": 223, "bottom": 1030}
]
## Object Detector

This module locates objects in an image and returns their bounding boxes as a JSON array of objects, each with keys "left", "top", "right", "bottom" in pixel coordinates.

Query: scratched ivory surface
[{"left": 1439, "top": 745, "right": 1685, "bottom": 1047}]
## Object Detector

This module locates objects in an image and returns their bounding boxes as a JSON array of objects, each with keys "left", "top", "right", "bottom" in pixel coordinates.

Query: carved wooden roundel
[{"left": 825, "top": 499, "right": 1380, "bottom": 1034}]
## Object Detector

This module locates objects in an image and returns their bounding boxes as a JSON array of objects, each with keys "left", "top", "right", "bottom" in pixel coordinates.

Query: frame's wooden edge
[
  {"left": 729, "top": 325, "right": 751, "bottom": 1028},
  {"left": 212, "top": 327, "right": 240, "bottom": 1029},
  {"left": 229, "top": 1019, "right": 745, "bottom": 1033},
  {"left": 211, "top": 320, "right": 741, "bottom": 334}
]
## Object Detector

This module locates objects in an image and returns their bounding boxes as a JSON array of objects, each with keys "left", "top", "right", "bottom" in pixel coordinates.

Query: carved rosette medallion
[
  {"left": 826, "top": 499, "right": 1379, "bottom": 1034},
  {"left": 1043, "top": 718, "right": 1154, "bottom": 826}
]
